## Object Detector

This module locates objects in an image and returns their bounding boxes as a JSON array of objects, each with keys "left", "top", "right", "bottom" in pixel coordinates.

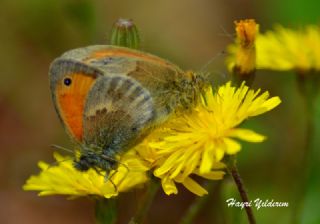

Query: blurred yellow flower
[
  {"left": 256, "top": 25, "right": 320, "bottom": 71},
  {"left": 23, "top": 151, "right": 149, "bottom": 198},
  {"left": 149, "top": 82, "right": 281, "bottom": 196},
  {"left": 228, "top": 23, "right": 320, "bottom": 72},
  {"left": 227, "top": 19, "right": 258, "bottom": 75}
]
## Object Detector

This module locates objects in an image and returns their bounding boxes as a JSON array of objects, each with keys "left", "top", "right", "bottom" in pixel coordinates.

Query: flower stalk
[
  {"left": 292, "top": 71, "right": 320, "bottom": 223},
  {"left": 179, "top": 181, "right": 220, "bottom": 224},
  {"left": 130, "top": 178, "right": 160, "bottom": 224},
  {"left": 227, "top": 156, "right": 256, "bottom": 224},
  {"left": 180, "top": 195, "right": 210, "bottom": 224},
  {"left": 95, "top": 198, "right": 117, "bottom": 224}
]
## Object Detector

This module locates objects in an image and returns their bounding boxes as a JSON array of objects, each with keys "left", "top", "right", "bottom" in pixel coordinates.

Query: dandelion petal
[
  {"left": 161, "top": 177, "right": 178, "bottom": 195},
  {"left": 181, "top": 177, "right": 208, "bottom": 196},
  {"left": 229, "top": 129, "right": 266, "bottom": 142},
  {"left": 224, "top": 138, "right": 241, "bottom": 154}
]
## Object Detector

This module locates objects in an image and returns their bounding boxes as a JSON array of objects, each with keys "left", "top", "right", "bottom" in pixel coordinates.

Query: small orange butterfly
[{"left": 49, "top": 45, "right": 206, "bottom": 176}]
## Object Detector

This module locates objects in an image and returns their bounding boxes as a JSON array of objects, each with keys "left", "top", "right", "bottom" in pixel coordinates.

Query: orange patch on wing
[
  {"left": 86, "top": 48, "right": 171, "bottom": 67},
  {"left": 56, "top": 73, "right": 96, "bottom": 141}
]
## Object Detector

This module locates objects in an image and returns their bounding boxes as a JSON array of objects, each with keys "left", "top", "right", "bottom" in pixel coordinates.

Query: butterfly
[{"left": 49, "top": 45, "right": 206, "bottom": 177}]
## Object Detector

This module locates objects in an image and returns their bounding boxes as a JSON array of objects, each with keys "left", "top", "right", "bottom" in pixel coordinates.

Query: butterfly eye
[{"left": 63, "top": 77, "right": 72, "bottom": 86}]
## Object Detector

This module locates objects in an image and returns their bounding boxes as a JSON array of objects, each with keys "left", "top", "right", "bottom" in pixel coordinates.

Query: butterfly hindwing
[{"left": 82, "top": 75, "right": 155, "bottom": 154}]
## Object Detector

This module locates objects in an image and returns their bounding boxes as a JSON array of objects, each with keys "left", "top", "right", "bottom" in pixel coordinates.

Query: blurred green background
[{"left": 0, "top": 0, "right": 319, "bottom": 223}]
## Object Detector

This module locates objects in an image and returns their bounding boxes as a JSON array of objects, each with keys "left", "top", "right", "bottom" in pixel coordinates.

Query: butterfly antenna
[
  {"left": 215, "top": 70, "right": 228, "bottom": 80},
  {"left": 218, "top": 24, "right": 235, "bottom": 41},
  {"left": 50, "top": 144, "right": 74, "bottom": 155},
  {"left": 199, "top": 25, "right": 235, "bottom": 74},
  {"left": 199, "top": 50, "right": 226, "bottom": 73}
]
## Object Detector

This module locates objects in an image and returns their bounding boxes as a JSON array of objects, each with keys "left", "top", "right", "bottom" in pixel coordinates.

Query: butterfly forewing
[
  {"left": 49, "top": 59, "right": 103, "bottom": 142},
  {"left": 78, "top": 46, "right": 195, "bottom": 120}
]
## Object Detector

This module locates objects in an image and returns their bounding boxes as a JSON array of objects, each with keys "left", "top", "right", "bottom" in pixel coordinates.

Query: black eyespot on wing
[{"left": 63, "top": 77, "right": 72, "bottom": 86}]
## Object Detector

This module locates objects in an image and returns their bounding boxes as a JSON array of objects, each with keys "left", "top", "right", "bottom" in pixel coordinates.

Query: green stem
[
  {"left": 228, "top": 156, "right": 256, "bottom": 224},
  {"left": 95, "top": 198, "right": 117, "bottom": 224},
  {"left": 179, "top": 182, "right": 220, "bottom": 224},
  {"left": 130, "top": 179, "right": 160, "bottom": 224},
  {"left": 179, "top": 193, "right": 209, "bottom": 224},
  {"left": 292, "top": 107, "right": 314, "bottom": 224},
  {"left": 292, "top": 72, "right": 318, "bottom": 223}
]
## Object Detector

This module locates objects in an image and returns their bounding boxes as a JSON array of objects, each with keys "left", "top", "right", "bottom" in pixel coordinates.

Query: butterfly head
[
  {"left": 74, "top": 155, "right": 92, "bottom": 171},
  {"left": 73, "top": 148, "right": 118, "bottom": 173}
]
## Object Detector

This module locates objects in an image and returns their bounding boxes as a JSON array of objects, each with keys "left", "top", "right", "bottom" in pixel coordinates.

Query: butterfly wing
[
  {"left": 75, "top": 45, "right": 197, "bottom": 121},
  {"left": 49, "top": 59, "right": 103, "bottom": 142},
  {"left": 50, "top": 45, "right": 202, "bottom": 148},
  {"left": 82, "top": 75, "right": 155, "bottom": 155}
]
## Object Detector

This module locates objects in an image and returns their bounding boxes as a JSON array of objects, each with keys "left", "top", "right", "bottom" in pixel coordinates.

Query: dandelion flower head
[{"left": 148, "top": 82, "right": 281, "bottom": 196}]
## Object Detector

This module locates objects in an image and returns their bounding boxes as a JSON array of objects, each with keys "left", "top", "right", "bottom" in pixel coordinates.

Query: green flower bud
[{"left": 110, "top": 18, "right": 140, "bottom": 49}]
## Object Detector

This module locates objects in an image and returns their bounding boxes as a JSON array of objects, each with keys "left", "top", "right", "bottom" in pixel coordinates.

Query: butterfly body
[{"left": 49, "top": 45, "right": 206, "bottom": 175}]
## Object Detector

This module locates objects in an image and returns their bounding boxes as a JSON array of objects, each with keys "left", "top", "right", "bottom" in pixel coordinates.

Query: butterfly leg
[{"left": 105, "top": 170, "right": 118, "bottom": 193}]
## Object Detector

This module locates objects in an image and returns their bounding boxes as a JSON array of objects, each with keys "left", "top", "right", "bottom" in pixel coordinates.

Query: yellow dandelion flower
[
  {"left": 227, "top": 19, "right": 259, "bottom": 75},
  {"left": 149, "top": 82, "right": 281, "bottom": 196},
  {"left": 23, "top": 151, "right": 150, "bottom": 198}
]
